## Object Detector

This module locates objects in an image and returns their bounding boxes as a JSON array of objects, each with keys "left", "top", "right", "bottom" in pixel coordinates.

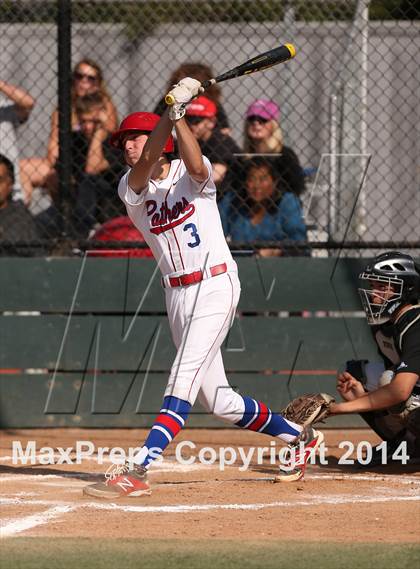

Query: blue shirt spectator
[{"left": 218, "top": 156, "right": 307, "bottom": 256}]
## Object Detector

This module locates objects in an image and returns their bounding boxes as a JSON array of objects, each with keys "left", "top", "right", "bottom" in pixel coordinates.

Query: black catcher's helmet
[{"left": 358, "top": 252, "right": 420, "bottom": 325}]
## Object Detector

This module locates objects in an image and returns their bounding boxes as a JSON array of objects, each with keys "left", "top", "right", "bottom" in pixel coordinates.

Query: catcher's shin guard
[
  {"left": 275, "top": 427, "right": 324, "bottom": 482},
  {"left": 83, "top": 463, "right": 151, "bottom": 499}
]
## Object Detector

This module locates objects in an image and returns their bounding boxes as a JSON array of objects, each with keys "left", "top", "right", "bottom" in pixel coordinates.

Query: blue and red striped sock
[
  {"left": 134, "top": 396, "right": 191, "bottom": 467},
  {"left": 236, "top": 396, "right": 301, "bottom": 443}
]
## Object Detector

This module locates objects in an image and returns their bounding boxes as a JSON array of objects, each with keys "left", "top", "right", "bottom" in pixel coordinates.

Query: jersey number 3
[{"left": 184, "top": 223, "right": 201, "bottom": 248}]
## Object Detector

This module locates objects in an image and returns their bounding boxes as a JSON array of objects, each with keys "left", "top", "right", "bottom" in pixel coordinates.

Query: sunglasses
[
  {"left": 74, "top": 71, "right": 99, "bottom": 84},
  {"left": 247, "top": 115, "right": 269, "bottom": 124}
]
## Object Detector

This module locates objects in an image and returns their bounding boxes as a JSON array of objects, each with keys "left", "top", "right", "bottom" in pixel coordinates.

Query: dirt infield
[{"left": 1, "top": 427, "right": 419, "bottom": 547}]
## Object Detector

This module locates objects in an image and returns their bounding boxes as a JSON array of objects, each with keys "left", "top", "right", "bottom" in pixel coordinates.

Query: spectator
[
  {"left": 20, "top": 58, "right": 118, "bottom": 202},
  {"left": 0, "top": 154, "right": 43, "bottom": 256},
  {"left": 0, "top": 79, "right": 35, "bottom": 204},
  {"left": 36, "top": 93, "right": 125, "bottom": 239},
  {"left": 219, "top": 157, "right": 307, "bottom": 256},
  {"left": 242, "top": 99, "right": 305, "bottom": 197},
  {"left": 88, "top": 216, "right": 153, "bottom": 258},
  {"left": 154, "top": 62, "right": 231, "bottom": 135},
  {"left": 185, "top": 96, "right": 241, "bottom": 189}
]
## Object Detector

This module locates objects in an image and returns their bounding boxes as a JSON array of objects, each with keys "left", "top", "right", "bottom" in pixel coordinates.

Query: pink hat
[
  {"left": 246, "top": 99, "right": 280, "bottom": 121},
  {"left": 186, "top": 96, "right": 217, "bottom": 118}
]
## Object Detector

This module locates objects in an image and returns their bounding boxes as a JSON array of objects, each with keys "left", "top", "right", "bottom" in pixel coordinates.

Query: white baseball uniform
[
  {"left": 118, "top": 156, "right": 246, "bottom": 420},
  {"left": 82, "top": 119, "right": 304, "bottom": 496}
]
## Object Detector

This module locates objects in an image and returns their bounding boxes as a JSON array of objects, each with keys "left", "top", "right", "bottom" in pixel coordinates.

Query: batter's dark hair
[{"left": 0, "top": 153, "right": 15, "bottom": 185}]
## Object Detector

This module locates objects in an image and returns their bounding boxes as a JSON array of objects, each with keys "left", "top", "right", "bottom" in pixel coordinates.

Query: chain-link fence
[{"left": 0, "top": 0, "right": 419, "bottom": 257}]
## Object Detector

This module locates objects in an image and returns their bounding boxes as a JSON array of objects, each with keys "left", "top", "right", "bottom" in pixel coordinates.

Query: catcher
[{"left": 283, "top": 252, "right": 420, "bottom": 466}]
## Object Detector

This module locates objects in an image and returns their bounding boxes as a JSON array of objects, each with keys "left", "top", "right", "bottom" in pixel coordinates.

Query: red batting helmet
[{"left": 110, "top": 112, "right": 174, "bottom": 153}]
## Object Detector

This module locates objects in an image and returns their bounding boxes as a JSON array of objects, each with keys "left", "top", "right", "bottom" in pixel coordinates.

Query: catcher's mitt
[{"left": 281, "top": 393, "right": 335, "bottom": 426}]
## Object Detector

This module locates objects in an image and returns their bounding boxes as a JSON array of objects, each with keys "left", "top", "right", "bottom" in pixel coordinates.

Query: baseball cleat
[
  {"left": 83, "top": 463, "right": 151, "bottom": 499},
  {"left": 276, "top": 427, "right": 324, "bottom": 483}
]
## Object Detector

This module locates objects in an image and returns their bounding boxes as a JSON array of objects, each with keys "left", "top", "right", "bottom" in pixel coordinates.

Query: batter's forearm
[
  {"left": 175, "top": 119, "right": 208, "bottom": 182},
  {"left": 141, "top": 109, "right": 173, "bottom": 164}
]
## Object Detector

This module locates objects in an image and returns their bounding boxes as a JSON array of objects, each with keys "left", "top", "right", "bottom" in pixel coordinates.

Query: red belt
[{"left": 163, "top": 263, "right": 227, "bottom": 289}]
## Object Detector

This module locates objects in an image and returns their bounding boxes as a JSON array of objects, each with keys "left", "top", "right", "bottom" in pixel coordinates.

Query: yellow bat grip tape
[
  {"left": 284, "top": 43, "right": 296, "bottom": 58},
  {"left": 165, "top": 93, "right": 175, "bottom": 106}
]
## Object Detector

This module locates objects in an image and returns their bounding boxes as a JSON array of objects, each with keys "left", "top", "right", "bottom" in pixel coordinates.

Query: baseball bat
[{"left": 165, "top": 43, "right": 296, "bottom": 106}]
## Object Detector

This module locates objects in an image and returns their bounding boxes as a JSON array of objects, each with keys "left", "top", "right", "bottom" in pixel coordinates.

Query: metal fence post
[{"left": 57, "top": 0, "right": 72, "bottom": 239}]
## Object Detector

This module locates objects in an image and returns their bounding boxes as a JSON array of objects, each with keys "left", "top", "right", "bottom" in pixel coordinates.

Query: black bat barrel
[
  {"left": 214, "top": 43, "right": 296, "bottom": 84},
  {"left": 165, "top": 44, "right": 295, "bottom": 105}
]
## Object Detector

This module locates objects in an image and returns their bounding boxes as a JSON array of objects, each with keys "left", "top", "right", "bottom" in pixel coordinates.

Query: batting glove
[
  {"left": 166, "top": 77, "right": 203, "bottom": 121},
  {"left": 177, "top": 77, "right": 203, "bottom": 98},
  {"left": 168, "top": 102, "right": 187, "bottom": 122}
]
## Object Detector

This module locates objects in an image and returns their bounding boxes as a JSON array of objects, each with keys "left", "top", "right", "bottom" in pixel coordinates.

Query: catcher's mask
[
  {"left": 109, "top": 112, "right": 174, "bottom": 153},
  {"left": 358, "top": 252, "right": 420, "bottom": 325}
]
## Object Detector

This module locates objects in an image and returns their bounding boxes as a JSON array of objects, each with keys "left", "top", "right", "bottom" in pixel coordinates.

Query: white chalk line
[
  {"left": 85, "top": 494, "right": 420, "bottom": 514},
  {"left": 1, "top": 471, "right": 419, "bottom": 538},
  {"left": 1, "top": 492, "right": 419, "bottom": 538},
  {"left": 0, "top": 505, "right": 73, "bottom": 538},
  {"left": 1, "top": 493, "right": 419, "bottom": 512}
]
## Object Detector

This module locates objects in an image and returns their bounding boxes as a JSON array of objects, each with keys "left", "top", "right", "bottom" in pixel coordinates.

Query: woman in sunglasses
[
  {"left": 71, "top": 59, "right": 118, "bottom": 132},
  {"left": 242, "top": 99, "right": 305, "bottom": 198},
  {"left": 20, "top": 58, "right": 118, "bottom": 204}
]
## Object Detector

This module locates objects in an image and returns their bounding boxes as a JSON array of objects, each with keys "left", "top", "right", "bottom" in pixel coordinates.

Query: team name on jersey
[{"left": 146, "top": 197, "right": 195, "bottom": 235}]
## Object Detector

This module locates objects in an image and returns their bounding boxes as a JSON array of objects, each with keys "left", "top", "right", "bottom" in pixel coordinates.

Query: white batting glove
[
  {"left": 166, "top": 77, "right": 203, "bottom": 121},
  {"left": 177, "top": 77, "right": 203, "bottom": 97},
  {"left": 167, "top": 77, "right": 203, "bottom": 104},
  {"left": 168, "top": 102, "right": 187, "bottom": 121}
]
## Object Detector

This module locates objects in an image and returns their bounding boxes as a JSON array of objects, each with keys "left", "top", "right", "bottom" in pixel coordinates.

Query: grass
[{"left": 2, "top": 539, "right": 419, "bottom": 569}]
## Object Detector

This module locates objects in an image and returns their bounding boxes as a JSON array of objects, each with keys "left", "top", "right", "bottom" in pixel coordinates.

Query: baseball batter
[{"left": 84, "top": 78, "right": 322, "bottom": 499}]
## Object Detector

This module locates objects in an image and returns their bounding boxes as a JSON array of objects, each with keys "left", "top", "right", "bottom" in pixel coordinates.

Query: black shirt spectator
[
  {"left": 185, "top": 96, "right": 241, "bottom": 192},
  {"left": 199, "top": 129, "right": 241, "bottom": 171},
  {"left": 71, "top": 130, "right": 123, "bottom": 187},
  {"left": 36, "top": 93, "right": 125, "bottom": 239}
]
